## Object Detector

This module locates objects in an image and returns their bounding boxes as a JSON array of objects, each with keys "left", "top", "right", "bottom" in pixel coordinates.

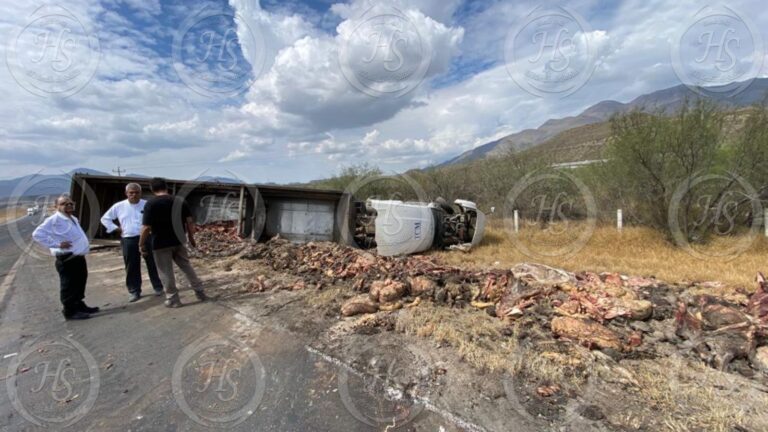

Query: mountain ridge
[
  {"left": 441, "top": 78, "right": 768, "bottom": 166},
  {"left": 0, "top": 170, "right": 247, "bottom": 200}
]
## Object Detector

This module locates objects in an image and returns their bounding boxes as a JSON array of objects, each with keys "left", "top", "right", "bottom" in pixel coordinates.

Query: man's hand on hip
[{"left": 59, "top": 241, "right": 72, "bottom": 249}]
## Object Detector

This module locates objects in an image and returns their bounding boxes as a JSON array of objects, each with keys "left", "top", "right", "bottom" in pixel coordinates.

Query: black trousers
[
  {"left": 54, "top": 255, "right": 87, "bottom": 317},
  {"left": 121, "top": 236, "right": 163, "bottom": 294}
]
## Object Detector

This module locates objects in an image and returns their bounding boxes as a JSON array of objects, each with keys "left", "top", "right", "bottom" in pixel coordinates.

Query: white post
[
  {"left": 514, "top": 210, "right": 519, "bottom": 233},
  {"left": 764, "top": 211, "right": 768, "bottom": 238},
  {"left": 617, "top": 209, "right": 623, "bottom": 232}
]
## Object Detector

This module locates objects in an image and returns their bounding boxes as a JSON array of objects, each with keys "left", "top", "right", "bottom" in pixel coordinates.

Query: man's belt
[{"left": 56, "top": 253, "right": 84, "bottom": 259}]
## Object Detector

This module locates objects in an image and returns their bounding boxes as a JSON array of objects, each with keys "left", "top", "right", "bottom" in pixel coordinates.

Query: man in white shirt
[
  {"left": 32, "top": 194, "right": 98, "bottom": 320},
  {"left": 101, "top": 183, "right": 163, "bottom": 302}
]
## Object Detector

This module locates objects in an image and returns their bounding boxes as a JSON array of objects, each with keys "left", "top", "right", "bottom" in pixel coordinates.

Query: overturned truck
[
  {"left": 70, "top": 174, "right": 486, "bottom": 256},
  {"left": 352, "top": 198, "right": 486, "bottom": 255}
]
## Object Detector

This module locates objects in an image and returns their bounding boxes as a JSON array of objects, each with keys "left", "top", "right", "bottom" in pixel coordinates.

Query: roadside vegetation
[
  {"left": 436, "top": 220, "right": 768, "bottom": 289},
  {"left": 310, "top": 100, "right": 768, "bottom": 287}
]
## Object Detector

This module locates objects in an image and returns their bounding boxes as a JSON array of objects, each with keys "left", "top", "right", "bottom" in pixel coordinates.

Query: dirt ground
[{"left": 188, "top": 229, "right": 768, "bottom": 432}]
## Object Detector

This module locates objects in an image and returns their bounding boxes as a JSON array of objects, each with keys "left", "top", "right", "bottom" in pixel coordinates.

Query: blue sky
[{"left": 1, "top": 0, "right": 767, "bottom": 183}]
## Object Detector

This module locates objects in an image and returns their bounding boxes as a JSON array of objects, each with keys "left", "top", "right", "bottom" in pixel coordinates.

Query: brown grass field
[{"left": 436, "top": 219, "right": 768, "bottom": 290}]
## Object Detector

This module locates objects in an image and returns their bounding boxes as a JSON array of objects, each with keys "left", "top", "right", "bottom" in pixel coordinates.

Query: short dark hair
[
  {"left": 56, "top": 194, "right": 73, "bottom": 205},
  {"left": 150, "top": 177, "right": 168, "bottom": 192}
]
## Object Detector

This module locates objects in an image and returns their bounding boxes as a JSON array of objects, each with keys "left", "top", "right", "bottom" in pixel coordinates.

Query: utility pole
[{"left": 112, "top": 166, "right": 124, "bottom": 176}]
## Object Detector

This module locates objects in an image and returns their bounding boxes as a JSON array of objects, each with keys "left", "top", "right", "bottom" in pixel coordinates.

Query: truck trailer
[{"left": 69, "top": 174, "right": 486, "bottom": 256}]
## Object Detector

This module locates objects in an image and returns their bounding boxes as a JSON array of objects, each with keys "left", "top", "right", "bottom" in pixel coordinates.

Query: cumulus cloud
[
  {"left": 235, "top": 0, "right": 464, "bottom": 132},
  {"left": 2, "top": 0, "right": 768, "bottom": 183},
  {"left": 219, "top": 148, "right": 247, "bottom": 162}
]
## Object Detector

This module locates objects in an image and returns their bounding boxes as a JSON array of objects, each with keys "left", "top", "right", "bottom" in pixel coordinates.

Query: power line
[{"left": 112, "top": 166, "right": 125, "bottom": 176}]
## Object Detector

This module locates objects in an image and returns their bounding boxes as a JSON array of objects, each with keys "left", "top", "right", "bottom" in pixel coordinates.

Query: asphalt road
[
  {"left": 0, "top": 214, "right": 36, "bottom": 278},
  {"left": 0, "top": 215, "right": 464, "bottom": 431}
]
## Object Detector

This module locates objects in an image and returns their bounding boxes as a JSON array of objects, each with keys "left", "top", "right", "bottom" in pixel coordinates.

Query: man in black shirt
[{"left": 139, "top": 178, "right": 207, "bottom": 307}]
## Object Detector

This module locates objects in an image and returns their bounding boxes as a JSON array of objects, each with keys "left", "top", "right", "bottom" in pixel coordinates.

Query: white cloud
[
  {"left": 142, "top": 115, "right": 199, "bottom": 133},
  {"left": 219, "top": 149, "right": 247, "bottom": 162},
  {"left": 361, "top": 129, "right": 380, "bottom": 146},
  {"left": 38, "top": 117, "right": 93, "bottom": 129},
  {"left": 3, "top": 0, "right": 768, "bottom": 183},
  {"left": 237, "top": 2, "right": 464, "bottom": 132}
]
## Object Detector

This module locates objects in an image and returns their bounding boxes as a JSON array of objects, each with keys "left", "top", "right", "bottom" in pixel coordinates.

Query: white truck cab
[{"left": 354, "top": 198, "right": 486, "bottom": 256}]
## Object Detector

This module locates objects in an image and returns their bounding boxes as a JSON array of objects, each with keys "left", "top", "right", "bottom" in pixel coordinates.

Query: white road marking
[{"left": 304, "top": 345, "right": 489, "bottom": 432}]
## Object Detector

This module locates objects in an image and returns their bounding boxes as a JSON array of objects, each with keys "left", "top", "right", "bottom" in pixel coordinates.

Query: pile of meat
[
  {"left": 237, "top": 238, "right": 661, "bottom": 341},
  {"left": 675, "top": 273, "right": 768, "bottom": 371},
  {"left": 209, "top": 236, "right": 768, "bottom": 375},
  {"left": 190, "top": 221, "right": 247, "bottom": 258},
  {"left": 240, "top": 236, "right": 516, "bottom": 310},
  {"left": 480, "top": 264, "right": 660, "bottom": 353}
]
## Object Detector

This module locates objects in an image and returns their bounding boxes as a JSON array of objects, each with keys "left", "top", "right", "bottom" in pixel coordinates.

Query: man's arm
[
  {"left": 139, "top": 199, "right": 153, "bottom": 255},
  {"left": 100, "top": 203, "right": 120, "bottom": 234},
  {"left": 32, "top": 217, "right": 71, "bottom": 249},
  {"left": 185, "top": 217, "right": 197, "bottom": 249},
  {"left": 139, "top": 225, "right": 151, "bottom": 256},
  {"left": 181, "top": 199, "right": 196, "bottom": 248}
]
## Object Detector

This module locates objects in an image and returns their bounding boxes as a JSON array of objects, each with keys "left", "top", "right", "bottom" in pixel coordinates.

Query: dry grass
[
  {"left": 628, "top": 357, "right": 768, "bottom": 431},
  {"left": 306, "top": 285, "right": 346, "bottom": 309},
  {"left": 0, "top": 206, "right": 27, "bottom": 224},
  {"left": 437, "top": 219, "right": 768, "bottom": 289},
  {"left": 395, "top": 302, "right": 513, "bottom": 373},
  {"left": 396, "top": 302, "right": 587, "bottom": 390}
]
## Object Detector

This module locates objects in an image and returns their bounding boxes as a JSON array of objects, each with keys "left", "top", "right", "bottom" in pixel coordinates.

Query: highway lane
[{"left": 0, "top": 215, "right": 37, "bottom": 277}]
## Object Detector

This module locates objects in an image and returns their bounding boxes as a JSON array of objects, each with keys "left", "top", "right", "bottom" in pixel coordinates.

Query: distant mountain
[
  {"left": 69, "top": 167, "right": 109, "bottom": 176},
  {"left": 519, "top": 120, "right": 613, "bottom": 164},
  {"left": 0, "top": 168, "right": 109, "bottom": 199},
  {"left": 196, "top": 176, "right": 243, "bottom": 184},
  {"left": 442, "top": 78, "right": 768, "bottom": 166},
  {"left": 0, "top": 169, "right": 254, "bottom": 199}
]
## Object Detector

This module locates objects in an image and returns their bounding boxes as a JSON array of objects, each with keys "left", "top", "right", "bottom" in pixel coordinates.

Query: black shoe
[
  {"left": 128, "top": 293, "right": 141, "bottom": 302},
  {"left": 195, "top": 291, "right": 209, "bottom": 302},
  {"left": 154, "top": 289, "right": 164, "bottom": 296},
  {"left": 64, "top": 311, "right": 91, "bottom": 320},
  {"left": 80, "top": 304, "right": 100, "bottom": 313}
]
